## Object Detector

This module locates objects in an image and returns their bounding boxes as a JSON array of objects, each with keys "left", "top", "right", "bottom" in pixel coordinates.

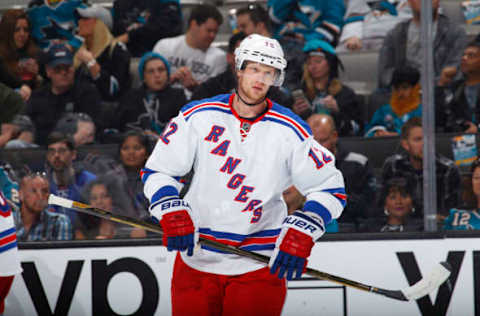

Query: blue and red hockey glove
[
  {"left": 269, "top": 211, "right": 325, "bottom": 280},
  {"left": 150, "top": 198, "right": 198, "bottom": 256}
]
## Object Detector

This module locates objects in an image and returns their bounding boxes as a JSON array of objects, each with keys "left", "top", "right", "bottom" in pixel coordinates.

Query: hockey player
[
  {"left": 142, "top": 33, "right": 346, "bottom": 315},
  {"left": 0, "top": 191, "right": 22, "bottom": 315}
]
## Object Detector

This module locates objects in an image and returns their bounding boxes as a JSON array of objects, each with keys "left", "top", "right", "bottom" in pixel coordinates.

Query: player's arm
[
  {"left": 270, "top": 137, "right": 346, "bottom": 280},
  {"left": 142, "top": 112, "right": 198, "bottom": 255}
]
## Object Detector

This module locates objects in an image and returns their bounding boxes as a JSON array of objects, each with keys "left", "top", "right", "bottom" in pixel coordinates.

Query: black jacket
[
  {"left": 76, "top": 42, "right": 131, "bottom": 102},
  {"left": 116, "top": 85, "right": 187, "bottom": 132},
  {"left": 113, "top": 0, "right": 182, "bottom": 57},
  {"left": 358, "top": 216, "right": 424, "bottom": 232},
  {"left": 26, "top": 79, "right": 102, "bottom": 145},
  {"left": 335, "top": 145, "right": 377, "bottom": 223},
  {"left": 0, "top": 82, "right": 25, "bottom": 124},
  {"left": 0, "top": 48, "right": 41, "bottom": 90},
  {"left": 381, "top": 153, "right": 461, "bottom": 216},
  {"left": 301, "top": 80, "right": 363, "bottom": 136},
  {"left": 440, "top": 78, "right": 480, "bottom": 132},
  {"left": 191, "top": 67, "right": 294, "bottom": 108}
]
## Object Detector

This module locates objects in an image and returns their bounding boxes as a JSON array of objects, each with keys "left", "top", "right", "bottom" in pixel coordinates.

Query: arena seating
[
  {"left": 0, "top": 132, "right": 470, "bottom": 177},
  {"left": 0, "top": 0, "right": 478, "bottom": 172}
]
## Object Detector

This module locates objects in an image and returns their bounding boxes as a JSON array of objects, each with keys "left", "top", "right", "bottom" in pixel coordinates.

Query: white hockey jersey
[
  {"left": 142, "top": 93, "right": 346, "bottom": 275},
  {"left": 0, "top": 192, "right": 22, "bottom": 276}
]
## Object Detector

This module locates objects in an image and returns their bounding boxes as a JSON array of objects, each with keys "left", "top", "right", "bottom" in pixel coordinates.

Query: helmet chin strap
[{"left": 235, "top": 88, "right": 266, "bottom": 107}]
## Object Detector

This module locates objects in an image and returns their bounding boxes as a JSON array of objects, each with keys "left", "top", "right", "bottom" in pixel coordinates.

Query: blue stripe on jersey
[
  {"left": 151, "top": 185, "right": 179, "bottom": 204},
  {"left": 181, "top": 94, "right": 230, "bottom": 112},
  {"left": 199, "top": 228, "right": 281, "bottom": 241},
  {"left": 0, "top": 227, "right": 15, "bottom": 239},
  {"left": 261, "top": 103, "right": 312, "bottom": 141},
  {"left": 263, "top": 117, "right": 306, "bottom": 141},
  {"left": 270, "top": 103, "right": 312, "bottom": 134},
  {"left": 201, "top": 243, "right": 275, "bottom": 254},
  {"left": 322, "top": 187, "right": 347, "bottom": 207},
  {"left": 140, "top": 168, "right": 156, "bottom": 183},
  {"left": 141, "top": 168, "right": 184, "bottom": 185},
  {"left": 184, "top": 107, "right": 231, "bottom": 122},
  {"left": 0, "top": 240, "right": 17, "bottom": 254},
  {"left": 303, "top": 201, "right": 333, "bottom": 226}
]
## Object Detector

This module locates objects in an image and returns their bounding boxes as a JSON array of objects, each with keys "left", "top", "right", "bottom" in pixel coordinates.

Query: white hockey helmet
[{"left": 234, "top": 34, "right": 287, "bottom": 86}]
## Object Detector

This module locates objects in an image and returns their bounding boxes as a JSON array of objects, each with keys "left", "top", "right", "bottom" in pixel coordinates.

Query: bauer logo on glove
[
  {"left": 283, "top": 216, "right": 321, "bottom": 234},
  {"left": 150, "top": 198, "right": 198, "bottom": 256},
  {"left": 160, "top": 199, "right": 190, "bottom": 210},
  {"left": 269, "top": 211, "right": 325, "bottom": 280}
]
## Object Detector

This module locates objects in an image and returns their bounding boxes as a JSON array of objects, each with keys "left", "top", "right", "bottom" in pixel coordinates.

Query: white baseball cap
[{"left": 77, "top": 4, "right": 113, "bottom": 31}]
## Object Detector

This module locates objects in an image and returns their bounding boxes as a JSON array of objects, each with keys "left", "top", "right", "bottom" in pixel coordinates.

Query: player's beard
[{"left": 236, "top": 84, "right": 268, "bottom": 107}]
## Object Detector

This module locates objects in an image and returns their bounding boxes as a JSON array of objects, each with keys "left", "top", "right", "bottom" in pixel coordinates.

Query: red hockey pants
[
  {"left": 171, "top": 253, "right": 286, "bottom": 316},
  {"left": 0, "top": 275, "right": 14, "bottom": 314}
]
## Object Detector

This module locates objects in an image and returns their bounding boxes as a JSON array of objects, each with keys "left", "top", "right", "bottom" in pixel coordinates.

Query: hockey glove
[
  {"left": 269, "top": 211, "right": 325, "bottom": 280},
  {"left": 150, "top": 198, "right": 198, "bottom": 256}
]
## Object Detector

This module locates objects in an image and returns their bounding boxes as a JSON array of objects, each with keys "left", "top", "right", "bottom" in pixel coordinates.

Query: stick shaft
[
  {"left": 66, "top": 199, "right": 376, "bottom": 290},
  {"left": 54, "top": 196, "right": 408, "bottom": 299}
]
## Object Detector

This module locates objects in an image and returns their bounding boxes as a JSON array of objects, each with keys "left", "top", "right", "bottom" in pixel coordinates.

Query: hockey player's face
[
  {"left": 238, "top": 62, "right": 275, "bottom": 101},
  {"left": 120, "top": 136, "right": 148, "bottom": 170},
  {"left": 20, "top": 176, "right": 49, "bottom": 213},
  {"left": 192, "top": 18, "right": 219, "bottom": 50},
  {"left": 402, "top": 126, "right": 423, "bottom": 161},
  {"left": 143, "top": 59, "right": 168, "bottom": 91},
  {"left": 46, "top": 142, "right": 76, "bottom": 172},
  {"left": 14, "top": 18, "right": 29, "bottom": 49}
]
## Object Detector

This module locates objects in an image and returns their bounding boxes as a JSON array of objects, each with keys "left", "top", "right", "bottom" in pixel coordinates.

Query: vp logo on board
[{"left": 21, "top": 257, "right": 159, "bottom": 316}]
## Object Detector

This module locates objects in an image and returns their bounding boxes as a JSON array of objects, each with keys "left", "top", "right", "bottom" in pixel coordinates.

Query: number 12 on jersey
[{"left": 308, "top": 148, "right": 333, "bottom": 169}]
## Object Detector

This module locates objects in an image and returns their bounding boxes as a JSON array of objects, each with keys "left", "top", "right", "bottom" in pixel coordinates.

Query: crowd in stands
[{"left": 0, "top": 0, "right": 479, "bottom": 240}]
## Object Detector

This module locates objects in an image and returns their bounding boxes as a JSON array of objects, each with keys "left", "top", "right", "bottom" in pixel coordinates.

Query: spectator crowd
[{"left": 0, "top": 0, "right": 479, "bottom": 239}]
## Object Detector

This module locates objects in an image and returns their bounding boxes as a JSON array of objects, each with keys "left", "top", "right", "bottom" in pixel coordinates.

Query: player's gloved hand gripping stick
[
  {"left": 48, "top": 194, "right": 452, "bottom": 302},
  {"left": 149, "top": 197, "right": 198, "bottom": 256},
  {"left": 269, "top": 211, "right": 325, "bottom": 280}
]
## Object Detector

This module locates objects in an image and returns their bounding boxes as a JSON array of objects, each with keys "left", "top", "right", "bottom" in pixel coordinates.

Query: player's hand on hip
[
  {"left": 269, "top": 211, "right": 325, "bottom": 280},
  {"left": 150, "top": 198, "right": 198, "bottom": 256}
]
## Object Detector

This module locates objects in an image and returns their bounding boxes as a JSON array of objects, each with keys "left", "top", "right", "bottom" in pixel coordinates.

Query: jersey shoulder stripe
[
  {"left": 182, "top": 94, "right": 231, "bottom": 121},
  {"left": 264, "top": 103, "right": 312, "bottom": 141}
]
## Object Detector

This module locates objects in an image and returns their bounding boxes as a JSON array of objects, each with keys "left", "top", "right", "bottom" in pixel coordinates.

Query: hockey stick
[{"left": 48, "top": 194, "right": 451, "bottom": 302}]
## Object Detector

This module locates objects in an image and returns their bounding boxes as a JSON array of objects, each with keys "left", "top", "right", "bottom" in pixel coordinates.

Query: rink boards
[{"left": 4, "top": 234, "right": 479, "bottom": 316}]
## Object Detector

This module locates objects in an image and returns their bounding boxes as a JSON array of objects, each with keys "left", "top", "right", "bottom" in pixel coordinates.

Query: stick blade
[
  {"left": 401, "top": 261, "right": 452, "bottom": 301},
  {"left": 48, "top": 194, "right": 73, "bottom": 209}
]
